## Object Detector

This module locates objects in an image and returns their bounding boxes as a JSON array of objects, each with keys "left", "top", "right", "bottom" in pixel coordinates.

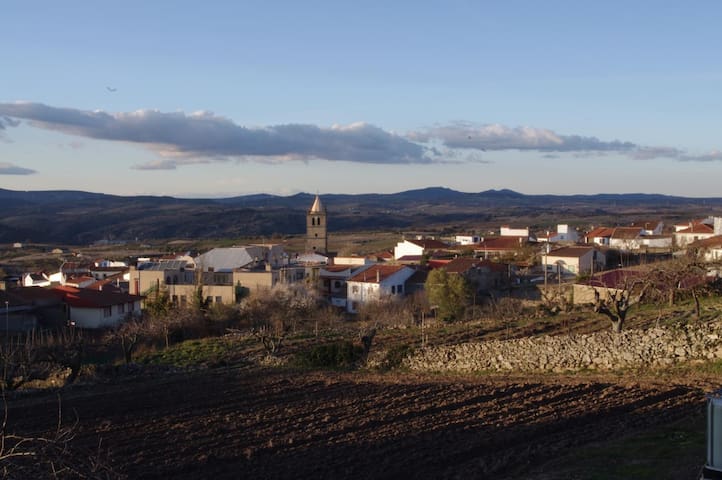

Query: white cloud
[
  {"left": 0, "top": 162, "right": 36, "bottom": 175},
  {"left": 408, "top": 122, "right": 636, "bottom": 152},
  {"left": 0, "top": 102, "right": 434, "bottom": 168}
]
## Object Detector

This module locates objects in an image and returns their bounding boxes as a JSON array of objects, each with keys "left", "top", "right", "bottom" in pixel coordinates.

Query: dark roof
[
  {"left": 474, "top": 237, "right": 528, "bottom": 251},
  {"left": 443, "top": 257, "right": 507, "bottom": 274},
  {"left": 547, "top": 246, "right": 594, "bottom": 258},
  {"left": 407, "top": 238, "right": 448, "bottom": 249},
  {"left": 611, "top": 227, "right": 643, "bottom": 240}
]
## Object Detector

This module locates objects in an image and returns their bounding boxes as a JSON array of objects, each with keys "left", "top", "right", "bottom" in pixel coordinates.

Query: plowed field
[{"left": 5, "top": 367, "right": 707, "bottom": 479}]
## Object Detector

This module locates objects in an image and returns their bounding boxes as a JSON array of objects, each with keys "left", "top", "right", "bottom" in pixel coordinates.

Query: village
[{"left": 2, "top": 194, "right": 722, "bottom": 332}]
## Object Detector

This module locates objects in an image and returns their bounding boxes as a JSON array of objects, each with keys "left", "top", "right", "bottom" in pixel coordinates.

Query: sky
[{"left": 2, "top": 1, "right": 722, "bottom": 198}]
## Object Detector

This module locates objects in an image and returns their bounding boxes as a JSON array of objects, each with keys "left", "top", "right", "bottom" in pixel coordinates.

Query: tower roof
[{"left": 309, "top": 194, "right": 325, "bottom": 213}]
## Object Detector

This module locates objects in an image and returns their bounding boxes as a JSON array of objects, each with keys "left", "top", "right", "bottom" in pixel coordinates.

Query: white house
[
  {"left": 585, "top": 227, "right": 615, "bottom": 246},
  {"left": 455, "top": 235, "right": 481, "bottom": 246},
  {"left": 320, "top": 263, "right": 373, "bottom": 308},
  {"left": 393, "top": 238, "right": 448, "bottom": 261},
  {"left": 539, "top": 224, "right": 579, "bottom": 243},
  {"left": 675, "top": 223, "right": 716, "bottom": 249},
  {"left": 23, "top": 272, "right": 50, "bottom": 287},
  {"left": 54, "top": 286, "right": 143, "bottom": 329},
  {"left": 630, "top": 220, "right": 664, "bottom": 236},
  {"left": 500, "top": 226, "right": 530, "bottom": 237},
  {"left": 544, "top": 246, "right": 605, "bottom": 276},
  {"left": 609, "top": 227, "right": 644, "bottom": 251},
  {"left": 346, "top": 264, "right": 415, "bottom": 313},
  {"left": 689, "top": 235, "right": 722, "bottom": 262}
]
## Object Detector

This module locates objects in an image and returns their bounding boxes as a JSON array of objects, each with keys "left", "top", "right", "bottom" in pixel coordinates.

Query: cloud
[
  {"left": 408, "top": 122, "right": 636, "bottom": 153},
  {"left": 0, "top": 102, "right": 434, "bottom": 167},
  {"left": 679, "top": 150, "right": 722, "bottom": 162},
  {"left": 0, "top": 162, "right": 37, "bottom": 175}
]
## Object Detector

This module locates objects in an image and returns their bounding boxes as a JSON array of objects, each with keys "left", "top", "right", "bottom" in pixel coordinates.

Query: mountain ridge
[{"left": 1, "top": 187, "right": 721, "bottom": 244}]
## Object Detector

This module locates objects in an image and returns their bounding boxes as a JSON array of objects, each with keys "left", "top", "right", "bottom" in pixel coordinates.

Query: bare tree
[
  {"left": 0, "top": 394, "right": 122, "bottom": 479},
  {"left": 240, "top": 284, "right": 319, "bottom": 356},
  {"left": 593, "top": 274, "right": 651, "bottom": 333}
]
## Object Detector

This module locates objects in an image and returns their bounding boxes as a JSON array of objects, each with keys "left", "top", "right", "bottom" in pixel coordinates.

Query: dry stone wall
[{"left": 403, "top": 323, "right": 722, "bottom": 373}]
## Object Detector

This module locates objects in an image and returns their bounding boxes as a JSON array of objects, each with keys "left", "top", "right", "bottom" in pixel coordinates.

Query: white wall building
[{"left": 346, "top": 264, "right": 415, "bottom": 313}]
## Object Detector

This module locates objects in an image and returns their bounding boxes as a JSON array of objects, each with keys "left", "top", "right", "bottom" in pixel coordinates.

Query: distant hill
[{"left": 1, "top": 187, "right": 722, "bottom": 244}]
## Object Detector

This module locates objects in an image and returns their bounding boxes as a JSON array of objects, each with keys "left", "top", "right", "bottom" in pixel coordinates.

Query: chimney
[{"left": 376, "top": 269, "right": 381, "bottom": 283}]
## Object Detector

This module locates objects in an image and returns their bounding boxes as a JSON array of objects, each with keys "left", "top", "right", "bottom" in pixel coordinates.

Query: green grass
[{"left": 137, "top": 336, "right": 254, "bottom": 368}]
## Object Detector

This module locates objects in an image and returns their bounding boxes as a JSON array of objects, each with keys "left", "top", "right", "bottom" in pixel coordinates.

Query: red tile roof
[
  {"left": 52, "top": 286, "right": 143, "bottom": 308},
  {"left": 689, "top": 235, "right": 722, "bottom": 249},
  {"left": 677, "top": 223, "right": 714, "bottom": 234},
  {"left": 586, "top": 227, "right": 615, "bottom": 238},
  {"left": 347, "top": 264, "right": 409, "bottom": 284}
]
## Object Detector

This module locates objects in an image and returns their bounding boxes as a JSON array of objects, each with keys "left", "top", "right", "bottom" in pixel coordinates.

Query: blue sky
[{"left": 2, "top": 1, "right": 722, "bottom": 197}]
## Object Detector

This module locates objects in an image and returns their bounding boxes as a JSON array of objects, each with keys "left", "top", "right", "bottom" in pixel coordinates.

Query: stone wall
[{"left": 403, "top": 323, "right": 722, "bottom": 373}]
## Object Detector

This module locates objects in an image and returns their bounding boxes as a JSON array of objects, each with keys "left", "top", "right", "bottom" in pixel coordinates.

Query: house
[
  {"left": 455, "top": 235, "right": 481, "bottom": 246},
  {"left": 52, "top": 286, "right": 143, "bottom": 329},
  {"left": 0, "top": 288, "right": 62, "bottom": 332},
  {"left": 23, "top": 272, "right": 51, "bottom": 287},
  {"left": 630, "top": 220, "right": 664, "bottom": 236},
  {"left": 500, "top": 225, "right": 530, "bottom": 237},
  {"left": 393, "top": 238, "right": 449, "bottom": 261},
  {"left": 64, "top": 275, "right": 96, "bottom": 289},
  {"left": 441, "top": 257, "right": 511, "bottom": 292},
  {"left": 543, "top": 246, "right": 605, "bottom": 276},
  {"left": 609, "top": 227, "right": 644, "bottom": 251},
  {"left": 319, "top": 263, "right": 373, "bottom": 308},
  {"left": 585, "top": 227, "right": 615, "bottom": 246},
  {"left": 675, "top": 222, "right": 717, "bottom": 249},
  {"left": 689, "top": 235, "right": 722, "bottom": 262},
  {"left": 346, "top": 264, "right": 416, "bottom": 313},
  {"left": 473, "top": 237, "right": 531, "bottom": 259},
  {"left": 540, "top": 224, "right": 579, "bottom": 243}
]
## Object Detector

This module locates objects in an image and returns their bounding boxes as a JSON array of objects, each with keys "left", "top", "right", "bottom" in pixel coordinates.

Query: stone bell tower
[{"left": 306, "top": 194, "right": 327, "bottom": 254}]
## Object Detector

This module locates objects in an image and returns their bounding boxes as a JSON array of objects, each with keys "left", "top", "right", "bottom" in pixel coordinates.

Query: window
[
  {"left": 334, "top": 281, "right": 341, "bottom": 289},
  {"left": 118, "top": 303, "right": 125, "bottom": 314},
  {"left": 206, "top": 296, "right": 213, "bottom": 304},
  {"left": 103, "top": 306, "right": 112, "bottom": 317},
  {"left": 215, "top": 296, "right": 222, "bottom": 304},
  {"left": 351, "top": 285, "right": 359, "bottom": 294},
  {"left": 172, "top": 295, "right": 178, "bottom": 304},
  {"left": 397, "top": 284, "right": 403, "bottom": 294},
  {"left": 391, "top": 285, "right": 396, "bottom": 294},
  {"left": 180, "top": 295, "right": 187, "bottom": 306},
  {"left": 128, "top": 302, "right": 135, "bottom": 312}
]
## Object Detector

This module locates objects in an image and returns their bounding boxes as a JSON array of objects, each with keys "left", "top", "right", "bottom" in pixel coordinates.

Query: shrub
[
  {"left": 294, "top": 341, "right": 364, "bottom": 369},
  {"left": 378, "top": 344, "right": 415, "bottom": 371}
]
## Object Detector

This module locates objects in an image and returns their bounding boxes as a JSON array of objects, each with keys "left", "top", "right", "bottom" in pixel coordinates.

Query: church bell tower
[{"left": 306, "top": 194, "right": 327, "bottom": 254}]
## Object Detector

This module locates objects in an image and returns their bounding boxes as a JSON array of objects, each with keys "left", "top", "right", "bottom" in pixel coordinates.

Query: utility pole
[{"left": 5, "top": 300, "right": 9, "bottom": 340}]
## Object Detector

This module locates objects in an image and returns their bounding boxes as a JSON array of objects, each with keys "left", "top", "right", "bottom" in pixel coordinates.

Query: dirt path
[{"left": 5, "top": 368, "right": 706, "bottom": 479}]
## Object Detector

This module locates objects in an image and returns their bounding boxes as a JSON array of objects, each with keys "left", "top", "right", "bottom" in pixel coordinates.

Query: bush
[
  {"left": 379, "top": 344, "right": 415, "bottom": 371},
  {"left": 294, "top": 341, "right": 364, "bottom": 369}
]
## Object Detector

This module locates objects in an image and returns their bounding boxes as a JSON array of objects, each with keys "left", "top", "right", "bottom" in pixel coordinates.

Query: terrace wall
[{"left": 403, "top": 323, "right": 722, "bottom": 373}]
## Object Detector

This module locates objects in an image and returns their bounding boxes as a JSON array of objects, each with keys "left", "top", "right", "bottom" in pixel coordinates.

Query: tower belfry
[{"left": 306, "top": 194, "right": 327, "bottom": 254}]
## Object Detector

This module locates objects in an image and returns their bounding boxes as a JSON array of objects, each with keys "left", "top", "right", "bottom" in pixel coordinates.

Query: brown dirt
[{"left": 5, "top": 367, "right": 707, "bottom": 479}]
